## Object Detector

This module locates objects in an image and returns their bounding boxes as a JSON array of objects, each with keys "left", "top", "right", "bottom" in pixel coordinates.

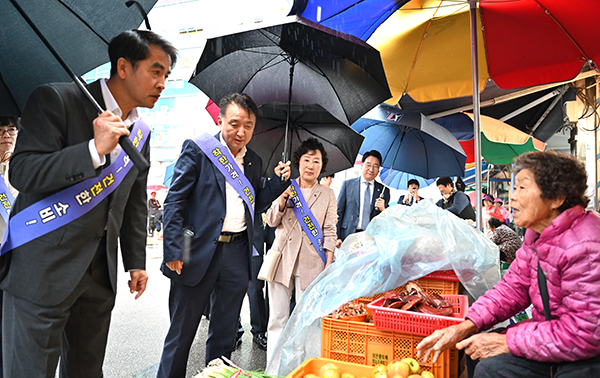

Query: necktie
[{"left": 361, "top": 182, "right": 371, "bottom": 230}]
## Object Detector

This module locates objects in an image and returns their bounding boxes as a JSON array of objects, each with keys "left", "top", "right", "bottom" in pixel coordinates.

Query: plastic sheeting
[{"left": 265, "top": 200, "right": 500, "bottom": 376}]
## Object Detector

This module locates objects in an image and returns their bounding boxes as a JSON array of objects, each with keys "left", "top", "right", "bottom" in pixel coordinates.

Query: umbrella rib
[
  {"left": 236, "top": 51, "right": 289, "bottom": 92},
  {"left": 255, "top": 29, "right": 300, "bottom": 66},
  {"left": 56, "top": 0, "right": 110, "bottom": 44},
  {"left": 320, "top": 0, "right": 367, "bottom": 22},
  {"left": 0, "top": 72, "right": 21, "bottom": 112},
  {"left": 403, "top": 1, "right": 445, "bottom": 96},
  {"left": 533, "top": 0, "right": 599, "bottom": 72}
]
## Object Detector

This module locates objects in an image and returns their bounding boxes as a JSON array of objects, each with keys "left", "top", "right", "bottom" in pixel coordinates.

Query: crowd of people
[{"left": 0, "top": 28, "right": 598, "bottom": 378}]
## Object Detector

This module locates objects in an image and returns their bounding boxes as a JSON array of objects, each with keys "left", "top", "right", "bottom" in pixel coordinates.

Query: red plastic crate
[
  {"left": 355, "top": 273, "right": 460, "bottom": 308},
  {"left": 421, "top": 270, "right": 460, "bottom": 282},
  {"left": 367, "top": 295, "right": 468, "bottom": 336},
  {"left": 321, "top": 317, "right": 458, "bottom": 378}
]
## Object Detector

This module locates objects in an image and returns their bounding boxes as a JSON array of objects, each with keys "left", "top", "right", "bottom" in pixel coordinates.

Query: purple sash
[
  {"left": 0, "top": 177, "right": 14, "bottom": 245},
  {"left": 0, "top": 119, "right": 150, "bottom": 255},
  {"left": 288, "top": 179, "right": 326, "bottom": 265},
  {"left": 193, "top": 133, "right": 255, "bottom": 221}
]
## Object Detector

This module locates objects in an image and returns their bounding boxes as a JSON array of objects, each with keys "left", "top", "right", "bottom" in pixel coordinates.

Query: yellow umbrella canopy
[{"left": 368, "top": 0, "right": 488, "bottom": 103}]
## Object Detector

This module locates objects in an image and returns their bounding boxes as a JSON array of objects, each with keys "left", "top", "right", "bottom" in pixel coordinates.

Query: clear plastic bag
[{"left": 266, "top": 200, "right": 500, "bottom": 376}]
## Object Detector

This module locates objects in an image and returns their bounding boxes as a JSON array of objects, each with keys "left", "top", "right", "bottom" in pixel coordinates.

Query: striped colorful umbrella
[
  {"left": 435, "top": 113, "right": 545, "bottom": 165},
  {"left": 298, "top": 0, "right": 600, "bottom": 103}
]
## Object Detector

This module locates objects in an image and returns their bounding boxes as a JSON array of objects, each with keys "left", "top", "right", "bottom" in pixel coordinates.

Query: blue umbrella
[
  {"left": 379, "top": 168, "right": 434, "bottom": 190},
  {"left": 293, "top": 0, "right": 409, "bottom": 41},
  {"left": 352, "top": 104, "right": 466, "bottom": 180}
]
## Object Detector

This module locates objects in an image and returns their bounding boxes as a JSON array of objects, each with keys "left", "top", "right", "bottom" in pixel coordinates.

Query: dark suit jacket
[
  {"left": 398, "top": 194, "right": 424, "bottom": 206},
  {"left": 1, "top": 80, "right": 148, "bottom": 307},
  {"left": 160, "top": 137, "right": 288, "bottom": 286},
  {"left": 336, "top": 177, "right": 390, "bottom": 241}
]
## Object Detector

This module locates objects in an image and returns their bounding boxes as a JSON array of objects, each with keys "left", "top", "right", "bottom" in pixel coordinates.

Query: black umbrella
[
  {"left": 190, "top": 15, "right": 391, "bottom": 163},
  {"left": 248, "top": 101, "right": 364, "bottom": 179},
  {"left": 0, "top": 0, "right": 156, "bottom": 170}
]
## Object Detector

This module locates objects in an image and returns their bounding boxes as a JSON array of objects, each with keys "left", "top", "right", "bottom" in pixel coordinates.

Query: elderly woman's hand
[
  {"left": 456, "top": 332, "right": 510, "bottom": 360},
  {"left": 416, "top": 320, "right": 477, "bottom": 363}
]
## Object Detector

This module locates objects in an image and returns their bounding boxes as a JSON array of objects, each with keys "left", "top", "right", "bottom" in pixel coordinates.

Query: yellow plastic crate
[
  {"left": 321, "top": 317, "right": 459, "bottom": 378},
  {"left": 286, "top": 358, "right": 374, "bottom": 378}
]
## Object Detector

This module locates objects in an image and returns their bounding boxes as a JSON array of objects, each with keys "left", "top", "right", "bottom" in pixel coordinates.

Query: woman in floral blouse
[{"left": 488, "top": 217, "right": 522, "bottom": 262}]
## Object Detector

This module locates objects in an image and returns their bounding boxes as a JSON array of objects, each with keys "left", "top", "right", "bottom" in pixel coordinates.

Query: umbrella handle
[
  {"left": 73, "top": 77, "right": 150, "bottom": 172},
  {"left": 280, "top": 151, "right": 288, "bottom": 184}
]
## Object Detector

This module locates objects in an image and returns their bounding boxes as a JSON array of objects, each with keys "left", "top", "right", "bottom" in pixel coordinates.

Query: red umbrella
[{"left": 205, "top": 99, "right": 219, "bottom": 125}]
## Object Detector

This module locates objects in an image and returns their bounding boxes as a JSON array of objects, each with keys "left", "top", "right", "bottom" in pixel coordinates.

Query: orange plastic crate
[
  {"left": 321, "top": 317, "right": 458, "bottom": 378},
  {"left": 286, "top": 358, "right": 373, "bottom": 378},
  {"left": 367, "top": 295, "right": 468, "bottom": 336}
]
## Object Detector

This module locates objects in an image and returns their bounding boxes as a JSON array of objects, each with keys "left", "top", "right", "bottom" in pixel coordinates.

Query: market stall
[{"left": 265, "top": 200, "right": 500, "bottom": 377}]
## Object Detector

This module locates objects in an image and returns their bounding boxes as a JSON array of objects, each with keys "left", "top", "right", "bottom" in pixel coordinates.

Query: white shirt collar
[
  {"left": 219, "top": 134, "right": 247, "bottom": 160},
  {"left": 361, "top": 177, "right": 374, "bottom": 186},
  {"left": 100, "top": 79, "right": 140, "bottom": 127}
]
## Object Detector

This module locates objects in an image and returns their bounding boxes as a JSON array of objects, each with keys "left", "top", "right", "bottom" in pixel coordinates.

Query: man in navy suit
[
  {"left": 156, "top": 93, "right": 290, "bottom": 377},
  {"left": 398, "top": 179, "right": 424, "bottom": 206},
  {"left": 336, "top": 150, "right": 390, "bottom": 247}
]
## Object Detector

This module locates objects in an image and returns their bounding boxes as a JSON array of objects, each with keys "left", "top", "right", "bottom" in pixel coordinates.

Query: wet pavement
[{"left": 102, "top": 235, "right": 267, "bottom": 378}]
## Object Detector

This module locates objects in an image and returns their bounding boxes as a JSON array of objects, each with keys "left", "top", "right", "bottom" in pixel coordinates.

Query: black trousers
[
  {"left": 247, "top": 254, "right": 268, "bottom": 336},
  {"left": 2, "top": 239, "right": 114, "bottom": 378},
  {"left": 157, "top": 234, "right": 250, "bottom": 378},
  {"left": 468, "top": 352, "right": 600, "bottom": 378}
]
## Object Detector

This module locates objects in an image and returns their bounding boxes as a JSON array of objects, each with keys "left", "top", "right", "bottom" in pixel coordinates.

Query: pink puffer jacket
[{"left": 466, "top": 206, "right": 600, "bottom": 362}]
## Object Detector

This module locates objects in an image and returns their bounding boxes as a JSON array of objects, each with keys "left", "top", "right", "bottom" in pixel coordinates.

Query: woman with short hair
[
  {"left": 417, "top": 151, "right": 600, "bottom": 377},
  {"left": 265, "top": 138, "right": 337, "bottom": 362},
  {"left": 488, "top": 217, "right": 521, "bottom": 262}
]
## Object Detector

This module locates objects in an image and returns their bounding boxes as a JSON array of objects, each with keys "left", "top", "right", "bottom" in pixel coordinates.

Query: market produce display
[
  {"left": 303, "top": 358, "right": 435, "bottom": 378},
  {"left": 304, "top": 360, "right": 436, "bottom": 378},
  {"left": 328, "top": 301, "right": 368, "bottom": 320},
  {"left": 201, "top": 358, "right": 277, "bottom": 378},
  {"left": 380, "top": 281, "right": 454, "bottom": 316},
  {"left": 372, "top": 359, "right": 435, "bottom": 378}
]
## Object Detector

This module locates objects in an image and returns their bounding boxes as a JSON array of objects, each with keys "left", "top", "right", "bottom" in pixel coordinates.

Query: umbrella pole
[
  {"left": 470, "top": 0, "right": 483, "bottom": 231},
  {"left": 380, "top": 130, "right": 406, "bottom": 197},
  {"left": 281, "top": 58, "right": 295, "bottom": 183},
  {"left": 10, "top": 0, "right": 150, "bottom": 172}
]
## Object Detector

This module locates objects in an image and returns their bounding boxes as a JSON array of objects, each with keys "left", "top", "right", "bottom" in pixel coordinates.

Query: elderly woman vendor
[{"left": 417, "top": 151, "right": 600, "bottom": 377}]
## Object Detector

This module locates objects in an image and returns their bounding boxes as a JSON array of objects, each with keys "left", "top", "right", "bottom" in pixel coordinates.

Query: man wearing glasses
[{"left": 336, "top": 150, "right": 390, "bottom": 248}]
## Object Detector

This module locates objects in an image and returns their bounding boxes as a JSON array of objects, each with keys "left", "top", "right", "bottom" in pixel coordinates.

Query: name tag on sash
[
  {"left": 0, "top": 119, "right": 151, "bottom": 255},
  {"left": 288, "top": 179, "right": 326, "bottom": 265},
  {"left": 192, "top": 133, "right": 255, "bottom": 222}
]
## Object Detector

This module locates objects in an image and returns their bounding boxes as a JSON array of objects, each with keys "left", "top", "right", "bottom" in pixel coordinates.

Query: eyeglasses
[{"left": 0, "top": 128, "right": 18, "bottom": 136}]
